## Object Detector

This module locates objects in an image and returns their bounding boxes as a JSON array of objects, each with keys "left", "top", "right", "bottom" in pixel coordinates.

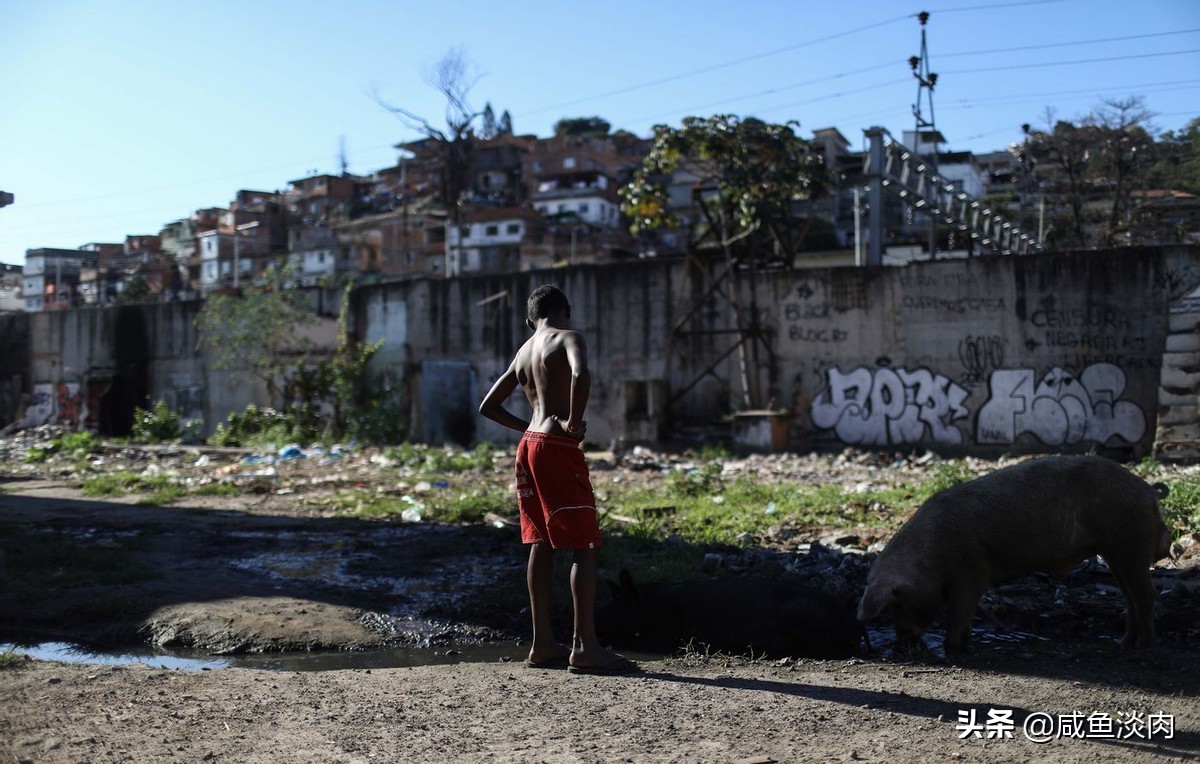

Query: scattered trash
[{"left": 278, "top": 445, "right": 305, "bottom": 460}]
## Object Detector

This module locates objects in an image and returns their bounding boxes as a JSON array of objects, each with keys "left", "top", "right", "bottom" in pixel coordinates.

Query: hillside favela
[{"left": 2, "top": 4, "right": 1200, "bottom": 763}]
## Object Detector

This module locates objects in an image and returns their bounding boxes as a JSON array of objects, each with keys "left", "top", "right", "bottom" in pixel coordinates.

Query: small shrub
[
  {"left": 132, "top": 401, "right": 181, "bottom": 443},
  {"left": 207, "top": 405, "right": 296, "bottom": 447},
  {"left": 24, "top": 445, "right": 57, "bottom": 463},
  {"left": 667, "top": 462, "right": 724, "bottom": 498},
  {"left": 59, "top": 432, "right": 101, "bottom": 457},
  {"left": 25, "top": 432, "right": 103, "bottom": 463},
  {"left": 1160, "top": 474, "right": 1200, "bottom": 535},
  {"left": 83, "top": 472, "right": 143, "bottom": 497},
  {"left": 0, "top": 648, "right": 26, "bottom": 669}
]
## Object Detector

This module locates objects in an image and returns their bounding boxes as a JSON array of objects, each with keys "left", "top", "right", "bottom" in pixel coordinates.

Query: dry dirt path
[{"left": 3, "top": 647, "right": 1198, "bottom": 763}]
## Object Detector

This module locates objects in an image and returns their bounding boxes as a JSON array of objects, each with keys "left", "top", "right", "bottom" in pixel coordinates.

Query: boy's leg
[
  {"left": 526, "top": 542, "right": 568, "bottom": 664},
  {"left": 569, "top": 547, "right": 629, "bottom": 669}
]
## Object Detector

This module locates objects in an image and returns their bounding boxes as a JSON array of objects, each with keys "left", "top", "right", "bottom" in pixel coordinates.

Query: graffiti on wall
[
  {"left": 958, "top": 335, "right": 1005, "bottom": 384},
  {"left": 56, "top": 382, "right": 82, "bottom": 427},
  {"left": 26, "top": 383, "right": 54, "bottom": 427},
  {"left": 812, "top": 361, "right": 1148, "bottom": 448},
  {"left": 811, "top": 366, "right": 970, "bottom": 446},
  {"left": 977, "top": 363, "right": 1145, "bottom": 446}
]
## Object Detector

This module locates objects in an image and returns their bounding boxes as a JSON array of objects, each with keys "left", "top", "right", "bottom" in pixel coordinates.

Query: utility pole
[{"left": 909, "top": 11, "right": 940, "bottom": 259}]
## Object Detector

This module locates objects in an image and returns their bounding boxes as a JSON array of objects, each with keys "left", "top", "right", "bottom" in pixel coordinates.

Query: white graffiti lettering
[
  {"left": 977, "top": 363, "right": 1146, "bottom": 445},
  {"left": 811, "top": 367, "right": 969, "bottom": 446}
]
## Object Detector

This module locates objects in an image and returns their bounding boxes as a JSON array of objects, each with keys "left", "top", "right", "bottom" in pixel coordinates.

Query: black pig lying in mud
[
  {"left": 596, "top": 570, "right": 865, "bottom": 658},
  {"left": 858, "top": 455, "right": 1174, "bottom": 654}
]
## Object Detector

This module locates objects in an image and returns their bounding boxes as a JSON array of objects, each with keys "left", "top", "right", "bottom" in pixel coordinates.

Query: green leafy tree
[
  {"left": 553, "top": 116, "right": 611, "bottom": 137},
  {"left": 118, "top": 274, "right": 152, "bottom": 304},
  {"left": 195, "top": 263, "right": 316, "bottom": 409},
  {"left": 619, "top": 115, "right": 827, "bottom": 260},
  {"left": 1024, "top": 110, "right": 1098, "bottom": 249},
  {"left": 1022, "top": 98, "right": 1176, "bottom": 248},
  {"left": 1089, "top": 98, "right": 1157, "bottom": 246},
  {"left": 1149, "top": 117, "right": 1200, "bottom": 194},
  {"left": 290, "top": 283, "right": 390, "bottom": 442}
]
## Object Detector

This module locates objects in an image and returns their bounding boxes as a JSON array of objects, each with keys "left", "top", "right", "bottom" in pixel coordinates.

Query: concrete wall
[
  {"left": 0, "top": 312, "right": 31, "bottom": 429},
  {"left": 357, "top": 246, "right": 1198, "bottom": 458},
  {"left": 13, "top": 245, "right": 1200, "bottom": 460}
]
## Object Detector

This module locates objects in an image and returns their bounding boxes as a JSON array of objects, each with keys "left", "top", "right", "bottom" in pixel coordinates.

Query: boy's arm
[
  {"left": 478, "top": 362, "right": 529, "bottom": 433},
  {"left": 559, "top": 331, "right": 590, "bottom": 437}
]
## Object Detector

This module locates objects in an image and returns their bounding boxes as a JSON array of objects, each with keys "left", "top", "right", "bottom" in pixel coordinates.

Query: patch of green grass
[
  {"left": 604, "top": 473, "right": 916, "bottom": 549},
  {"left": 82, "top": 471, "right": 174, "bottom": 498},
  {"left": 82, "top": 472, "right": 143, "bottom": 497},
  {"left": 382, "top": 442, "right": 499, "bottom": 475},
  {"left": 136, "top": 486, "right": 185, "bottom": 506},
  {"left": 914, "top": 460, "right": 975, "bottom": 500},
  {"left": 0, "top": 647, "right": 26, "bottom": 669},
  {"left": 423, "top": 486, "right": 512, "bottom": 523},
  {"left": 1160, "top": 473, "right": 1200, "bottom": 535},
  {"left": 325, "top": 483, "right": 514, "bottom": 525},
  {"left": 191, "top": 482, "right": 242, "bottom": 497},
  {"left": 24, "top": 445, "right": 56, "bottom": 463},
  {"left": 24, "top": 432, "right": 102, "bottom": 463},
  {"left": 58, "top": 432, "right": 102, "bottom": 457}
]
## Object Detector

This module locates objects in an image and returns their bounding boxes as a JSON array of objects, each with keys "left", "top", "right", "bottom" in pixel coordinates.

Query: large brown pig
[{"left": 858, "top": 455, "right": 1173, "bottom": 653}]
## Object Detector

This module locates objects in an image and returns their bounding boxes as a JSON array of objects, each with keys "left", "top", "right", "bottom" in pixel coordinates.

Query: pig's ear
[{"left": 857, "top": 584, "right": 898, "bottom": 622}]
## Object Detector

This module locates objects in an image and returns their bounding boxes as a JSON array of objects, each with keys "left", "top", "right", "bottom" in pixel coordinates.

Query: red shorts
[{"left": 515, "top": 431, "right": 601, "bottom": 549}]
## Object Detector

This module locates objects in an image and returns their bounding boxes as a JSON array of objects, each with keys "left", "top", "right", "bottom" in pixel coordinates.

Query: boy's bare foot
[
  {"left": 568, "top": 644, "right": 637, "bottom": 673},
  {"left": 526, "top": 643, "right": 572, "bottom": 668}
]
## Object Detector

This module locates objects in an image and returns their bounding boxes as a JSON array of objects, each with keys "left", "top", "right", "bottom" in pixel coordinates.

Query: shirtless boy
[{"left": 478, "top": 285, "right": 635, "bottom": 674}]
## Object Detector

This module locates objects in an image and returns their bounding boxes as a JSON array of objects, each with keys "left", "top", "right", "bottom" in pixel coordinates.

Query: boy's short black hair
[{"left": 527, "top": 284, "right": 571, "bottom": 322}]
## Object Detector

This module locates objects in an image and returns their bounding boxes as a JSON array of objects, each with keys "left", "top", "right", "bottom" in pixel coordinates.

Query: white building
[
  {"left": 445, "top": 208, "right": 540, "bottom": 275},
  {"left": 21, "top": 248, "right": 95, "bottom": 312},
  {"left": 0, "top": 264, "right": 23, "bottom": 312},
  {"left": 288, "top": 227, "right": 343, "bottom": 286},
  {"left": 197, "top": 231, "right": 256, "bottom": 292},
  {"left": 532, "top": 179, "right": 621, "bottom": 227}
]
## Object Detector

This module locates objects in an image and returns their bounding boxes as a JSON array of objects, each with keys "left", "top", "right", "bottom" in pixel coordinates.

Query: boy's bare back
[
  {"left": 515, "top": 326, "right": 586, "bottom": 435},
  {"left": 479, "top": 285, "right": 590, "bottom": 439}
]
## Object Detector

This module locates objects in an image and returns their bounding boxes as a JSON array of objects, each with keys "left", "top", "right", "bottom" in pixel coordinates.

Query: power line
[
  {"left": 927, "top": 0, "right": 1068, "bottom": 12},
  {"left": 943, "top": 48, "right": 1200, "bottom": 75},
  {"left": 938, "top": 28, "right": 1200, "bottom": 59},
  {"left": 15, "top": 144, "right": 399, "bottom": 210},
  {"left": 516, "top": 15, "right": 915, "bottom": 118},
  {"left": 13, "top": 18, "right": 1189, "bottom": 219}
]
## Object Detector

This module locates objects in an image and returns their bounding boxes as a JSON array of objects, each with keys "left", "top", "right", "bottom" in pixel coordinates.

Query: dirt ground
[{"left": 2, "top": 437, "right": 1199, "bottom": 762}]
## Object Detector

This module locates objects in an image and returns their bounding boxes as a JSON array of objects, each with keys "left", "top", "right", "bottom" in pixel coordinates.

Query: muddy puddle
[
  {"left": 2, "top": 641, "right": 668, "bottom": 672},
  {"left": 6, "top": 626, "right": 1057, "bottom": 673}
]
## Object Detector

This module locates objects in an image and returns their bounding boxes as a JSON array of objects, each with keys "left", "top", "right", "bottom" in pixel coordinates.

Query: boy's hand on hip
[{"left": 553, "top": 415, "right": 586, "bottom": 440}]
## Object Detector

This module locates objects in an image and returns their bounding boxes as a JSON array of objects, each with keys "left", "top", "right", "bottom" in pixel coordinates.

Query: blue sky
[{"left": 2, "top": 0, "right": 1198, "bottom": 266}]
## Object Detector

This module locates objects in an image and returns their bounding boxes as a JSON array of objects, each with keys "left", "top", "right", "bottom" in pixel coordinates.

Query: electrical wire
[{"left": 943, "top": 48, "right": 1200, "bottom": 75}]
